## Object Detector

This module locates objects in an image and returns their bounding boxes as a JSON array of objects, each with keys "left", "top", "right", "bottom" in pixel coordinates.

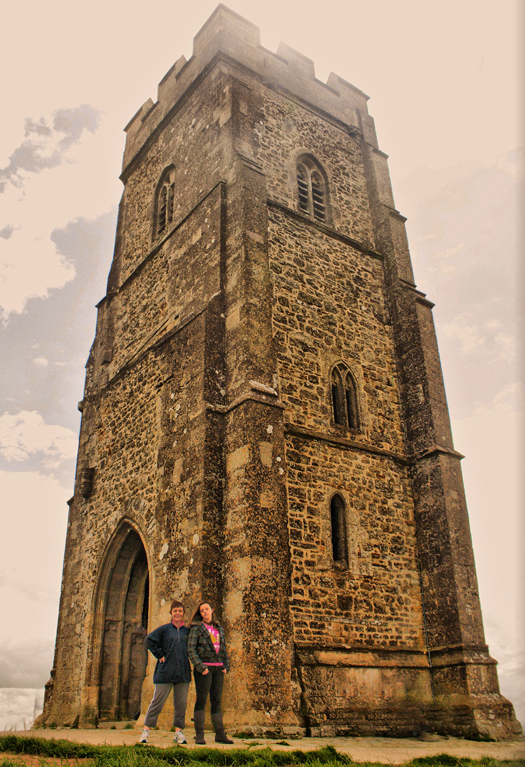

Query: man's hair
[{"left": 170, "top": 600, "right": 184, "bottom": 612}]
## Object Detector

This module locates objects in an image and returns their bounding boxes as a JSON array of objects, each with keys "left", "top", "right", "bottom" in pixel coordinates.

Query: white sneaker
[
  {"left": 174, "top": 730, "right": 187, "bottom": 744},
  {"left": 139, "top": 728, "right": 149, "bottom": 744}
]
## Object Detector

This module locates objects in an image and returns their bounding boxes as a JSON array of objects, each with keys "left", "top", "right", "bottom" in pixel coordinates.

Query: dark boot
[
  {"left": 211, "top": 712, "right": 234, "bottom": 744},
  {"left": 194, "top": 710, "right": 206, "bottom": 744}
]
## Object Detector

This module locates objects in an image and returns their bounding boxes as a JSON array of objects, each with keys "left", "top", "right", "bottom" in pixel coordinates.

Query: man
[{"left": 139, "top": 600, "right": 191, "bottom": 744}]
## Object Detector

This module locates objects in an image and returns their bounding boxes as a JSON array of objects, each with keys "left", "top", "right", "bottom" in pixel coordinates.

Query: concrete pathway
[{"left": 1, "top": 728, "right": 524, "bottom": 764}]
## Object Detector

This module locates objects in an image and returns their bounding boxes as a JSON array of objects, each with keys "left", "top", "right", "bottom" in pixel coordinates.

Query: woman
[
  {"left": 139, "top": 600, "right": 190, "bottom": 745},
  {"left": 187, "top": 602, "right": 233, "bottom": 744}
]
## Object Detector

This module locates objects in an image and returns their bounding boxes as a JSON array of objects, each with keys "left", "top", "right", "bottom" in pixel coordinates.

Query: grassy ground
[{"left": 0, "top": 736, "right": 523, "bottom": 767}]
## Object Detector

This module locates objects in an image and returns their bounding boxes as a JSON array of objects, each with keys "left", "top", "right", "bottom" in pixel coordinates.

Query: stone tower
[{"left": 41, "top": 5, "right": 521, "bottom": 739}]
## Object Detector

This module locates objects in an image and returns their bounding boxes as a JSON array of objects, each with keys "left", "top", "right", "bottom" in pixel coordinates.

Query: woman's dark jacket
[
  {"left": 145, "top": 622, "right": 191, "bottom": 684},
  {"left": 187, "top": 621, "right": 230, "bottom": 674}
]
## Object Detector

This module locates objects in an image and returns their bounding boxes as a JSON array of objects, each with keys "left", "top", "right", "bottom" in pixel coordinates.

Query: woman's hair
[
  {"left": 192, "top": 601, "right": 218, "bottom": 625},
  {"left": 170, "top": 599, "right": 184, "bottom": 612}
]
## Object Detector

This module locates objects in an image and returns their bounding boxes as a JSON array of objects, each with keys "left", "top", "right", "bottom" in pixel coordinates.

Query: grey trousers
[{"left": 144, "top": 682, "right": 190, "bottom": 729}]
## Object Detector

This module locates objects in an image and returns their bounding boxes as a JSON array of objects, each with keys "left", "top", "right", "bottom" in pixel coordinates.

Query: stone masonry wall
[
  {"left": 285, "top": 434, "right": 423, "bottom": 650},
  {"left": 49, "top": 348, "right": 164, "bottom": 724},
  {"left": 105, "top": 185, "right": 223, "bottom": 376},
  {"left": 257, "top": 89, "right": 375, "bottom": 249},
  {"left": 268, "top": 209, "right": 404, "bottom": 453},
  {"left": 47, "top": 175, "right": 226, "bottom": 727},
  {"left": 43, "top": 6, "right": 521, "bottom": 737},
  {"left": 115, "top": 67, "right": 231, "bottom": 286},
  {"left": 265, "top": 144, "right": 429, "bottom": 733},
  {"left": 255, "top": 76, "right": 426, "bottom": 648}
]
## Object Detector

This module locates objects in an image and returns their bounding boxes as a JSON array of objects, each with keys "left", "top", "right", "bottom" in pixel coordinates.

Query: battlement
[{"left": 122, "top": 4, "right": 377, "bottom": 172}]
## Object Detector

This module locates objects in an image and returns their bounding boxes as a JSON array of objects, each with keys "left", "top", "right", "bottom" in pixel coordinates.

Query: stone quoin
[{"left": 38, "top": 4, "right": 521, "bottom": 740}]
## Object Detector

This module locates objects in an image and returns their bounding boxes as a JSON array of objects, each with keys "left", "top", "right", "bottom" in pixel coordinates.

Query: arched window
[
  {"left": 155, "top": 167, "right": 175, "bottom": 237},
  {"left": 330, "top": 494, "right": 348, "bottom": 565},
  {"left": 331, "top": 364, "right": 359, "bottom": 430},
  {"left": 296, "top": 156, "right": 328, "bottom": 222}
]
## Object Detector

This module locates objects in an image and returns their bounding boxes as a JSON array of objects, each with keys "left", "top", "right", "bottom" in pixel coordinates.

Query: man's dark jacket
[{"left": 145, "top": 622, "right": 191, "bottom": 684}]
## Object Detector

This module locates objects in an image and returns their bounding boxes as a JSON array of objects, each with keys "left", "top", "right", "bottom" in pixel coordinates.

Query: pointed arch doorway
[{"left": 96, "top": 525, "right": 150, "bottom": 721}]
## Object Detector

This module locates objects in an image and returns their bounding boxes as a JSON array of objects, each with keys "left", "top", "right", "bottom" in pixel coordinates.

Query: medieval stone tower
[{"left": 41, "top": 5, "right": 521, "bottom": 739}]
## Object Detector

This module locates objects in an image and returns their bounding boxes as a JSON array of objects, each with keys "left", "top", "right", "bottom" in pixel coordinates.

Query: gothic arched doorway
[{"left": 97, "top": 526, "right": 150, "bottom": 721}]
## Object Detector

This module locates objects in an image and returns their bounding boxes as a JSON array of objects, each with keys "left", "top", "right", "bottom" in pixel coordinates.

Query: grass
[{"left": 0, "top": 736, "right": 523, "bottom": 767}]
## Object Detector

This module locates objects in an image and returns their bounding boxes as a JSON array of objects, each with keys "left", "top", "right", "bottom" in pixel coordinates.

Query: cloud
[
  {"left": 0, "top": 687, "right": 44, "bottom": 731},
  {"left": 0, "top": 641, "right": 54, "bottom": 689},
  {"left": 482, "top": 614, "right": 525, "bottom": 727},
  {"left": 0, "top": 410, "right": 77, "bottom": 466},
  {"left": 0, "top": 571, "right": 62, "bottom": 644},
  {"left": 0, "top": 227, "right": 76, "bottom": 322},
  {"left": 0, "top": 468, "right": 67, "bottom": 704},
  {"left": 0, "top": 569, "right": 59, "bottom": 607},
  {"left": 491, "top": 381, "right": 525, "bottom": 412},
  {"left": 441, "top": 311, "right": 521, "bottom": 363},
  {"left": 468, "top": 381, "right": 524, "bottom": 417},
  {"left": 426, "top": 241, "right": 465, "bottom": 275},
  {"left": 0, "top": 106, "right": 101, "bottom": 193},
  {"left": 493, "top": 331, "right": 519, "bottom": 363},
  {"left": 0, "top": 469, "right": 68, "bottom": 642},
  {"left": 450, "top": 403, "right": 524, "bottom": 724},
  {"left": 0, "top": 106, "right": 118, "bottom": 322},
  {"left": 442, "top": 313, "right": 484, "bottom": 355},
  {"left": 491, "top": 147, "right": 525, "bottom": 181},
  {"left": 451, "top": 404, "right": 522, "bottom": 627}
]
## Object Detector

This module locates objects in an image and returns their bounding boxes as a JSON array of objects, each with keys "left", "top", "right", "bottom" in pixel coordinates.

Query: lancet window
[
  {"left": 331, "top": 364, "right": 359, "bottom": 430},
  {"left": 296, "top": 156, "right": 328, "bottom": 222},
  {"left": 330, "top": 494, "right": 348, "bottom": 565},
  {"left": 156, "top": 167, "right": 175, "bottom": 236}
]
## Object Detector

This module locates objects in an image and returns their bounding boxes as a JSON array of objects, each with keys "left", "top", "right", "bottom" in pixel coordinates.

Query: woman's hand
[{"left": 222, "top": 669, "right": 227, "bottom": 674}]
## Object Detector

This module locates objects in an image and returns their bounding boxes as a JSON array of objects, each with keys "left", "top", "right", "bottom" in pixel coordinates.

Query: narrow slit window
[
  {"left": 311, "top": 172, "right": 326, "bottom": 221},
  {"left": 331, "top": 369, "right": 345, "bottom": 425},
  {"left": 158, "top": 186, "right": 167, "bottom": 233},
  {"left": 156, "top": 168, "right": 176, "bottom": 237},
  {"left": 345, "top": 377, "right": 358, "bottom": 429},
  {"left": 330, "top": 494, "right": 348, "bottom": 564},
  {"left": 297, "top": 164, "right": 309, "bottom": 212}
]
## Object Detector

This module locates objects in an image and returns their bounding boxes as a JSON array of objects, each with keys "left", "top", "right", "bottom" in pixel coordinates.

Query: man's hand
[
  {"left": 202, "top": 668, "right": 209, "bottom": 675},
  {"left": 160, "top": 657, "right": 165, "bottom": 663}
]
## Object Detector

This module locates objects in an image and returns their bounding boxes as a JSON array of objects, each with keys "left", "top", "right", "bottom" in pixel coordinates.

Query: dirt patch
[{"left": 0, "top": 754, "right": 92, "bottom": 767}]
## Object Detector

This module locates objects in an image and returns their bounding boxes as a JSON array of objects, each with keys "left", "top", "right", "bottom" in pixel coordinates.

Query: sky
[{"left": 0, "top": 0, "right": 523, "bottom": 730}]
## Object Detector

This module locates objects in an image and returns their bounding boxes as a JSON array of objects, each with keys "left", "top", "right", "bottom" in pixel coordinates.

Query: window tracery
[
  {"left": 296, "top": 155, "right": 328, "bottom": 222},
  {"left": 331, "top": 363, "right": 359, "bottom": 430}
]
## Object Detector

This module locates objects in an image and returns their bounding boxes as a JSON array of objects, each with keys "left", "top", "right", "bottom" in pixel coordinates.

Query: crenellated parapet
[{"left": 122, "top": 4, "right": 376, "bottom": 172}]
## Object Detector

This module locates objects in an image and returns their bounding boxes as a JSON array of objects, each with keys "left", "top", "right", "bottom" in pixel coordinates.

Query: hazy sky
[{"left": 0, "top": 0, "right": 523, "bottom": 727}]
